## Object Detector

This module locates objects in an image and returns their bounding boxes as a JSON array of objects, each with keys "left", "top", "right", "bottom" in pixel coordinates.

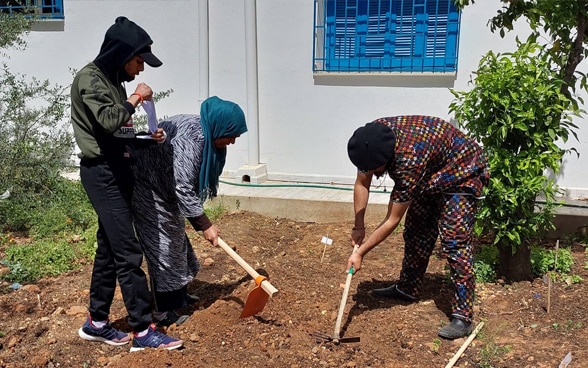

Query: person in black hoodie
[{"left": 71, "top": 16, "right": 183, "bottom": 351}]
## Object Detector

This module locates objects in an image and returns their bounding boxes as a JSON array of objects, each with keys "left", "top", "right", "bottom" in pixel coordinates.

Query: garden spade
[{"left": 218, "top": 237, "right": 279, "bottom": 318}]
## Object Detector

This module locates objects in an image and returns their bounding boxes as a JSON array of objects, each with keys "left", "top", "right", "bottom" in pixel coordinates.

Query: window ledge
[
  {"left": 32, "top": 19, "right": 64, "bottom": 32},
  {"left": 312, "top": 71, "right": 457, "bottom": 88}
]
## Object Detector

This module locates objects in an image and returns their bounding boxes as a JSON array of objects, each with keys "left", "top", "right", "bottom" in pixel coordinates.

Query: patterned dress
[
  {"left": 131, "top": 114, "right": 204, "bottom": 296},
  {"left": 377, "top": 115, "right": 489, "bottom": 322}
]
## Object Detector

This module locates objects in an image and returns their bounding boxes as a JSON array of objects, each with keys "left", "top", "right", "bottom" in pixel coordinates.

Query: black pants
[
  {"left": 80, "top": 159, "right": 152, "bottom": 331},
  {"left": 152, "top": 285, "right": 188, "bottom": 313}
]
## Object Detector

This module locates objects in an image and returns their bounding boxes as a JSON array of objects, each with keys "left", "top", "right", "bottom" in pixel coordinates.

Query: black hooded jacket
[{"left": 70, "top": 17, "right": 160, "bottom": 160}]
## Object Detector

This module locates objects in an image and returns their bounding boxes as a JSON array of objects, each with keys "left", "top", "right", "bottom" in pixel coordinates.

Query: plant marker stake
[
  {"left": 547, "top": 275, "right": 551, "bottom": 313},
  {"left": 444, "top": 321, "right": 484, "bottom": 368},
  {"left": 559, "top": 352, "right": 572, "bottom": 368},
  {"left": 547, "top": 239, "right": 560, "bottom": 314},
  {"left": 320, "top": 235, "right": 333, "bottom": 263}
]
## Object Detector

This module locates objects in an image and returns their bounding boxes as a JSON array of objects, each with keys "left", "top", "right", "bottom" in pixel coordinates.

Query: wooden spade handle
[
  {"left": 218, "top": 237, "right": 279, "bottom": 297},
  {"left": 333, "top": 244, "right": 360, "bottom": 340}
]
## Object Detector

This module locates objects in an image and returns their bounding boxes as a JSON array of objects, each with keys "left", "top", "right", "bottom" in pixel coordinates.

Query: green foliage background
[
  {"left": 0, "top": 14, "right": 96, "bottom": 283},
  {"left": 450, "top": 41, "right": 580, "bottom": 250}
]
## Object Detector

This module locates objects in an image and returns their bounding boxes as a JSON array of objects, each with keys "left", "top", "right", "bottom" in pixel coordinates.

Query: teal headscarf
[{"left": 199, "top": 96, "right": 248, "bottom": 201}]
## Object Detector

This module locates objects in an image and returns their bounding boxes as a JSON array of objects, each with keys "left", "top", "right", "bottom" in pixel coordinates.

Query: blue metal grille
[
  {"left": 313, "top": 0, "right": 460, "bottom": 72},
  {"left": 0, "top": 0, "right": 64, "bottom": 20}
]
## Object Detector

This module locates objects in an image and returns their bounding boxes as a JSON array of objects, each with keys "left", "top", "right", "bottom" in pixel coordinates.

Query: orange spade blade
[{"left": 239, "top": 285, "right": 270, "bottom": 319}]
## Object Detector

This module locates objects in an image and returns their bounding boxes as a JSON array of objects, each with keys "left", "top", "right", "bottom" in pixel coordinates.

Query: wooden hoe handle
[
  {"left": 218, "top": 237, "right": 279, "bottom": 297},
  {"left": 333, "top": 244, "right": 360, "bottom": 340}
]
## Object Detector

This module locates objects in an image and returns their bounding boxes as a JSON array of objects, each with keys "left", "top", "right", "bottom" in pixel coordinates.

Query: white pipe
[
  {"left": 198, "top": 0, "right": 209, "bottom": 108},
  {"left": 244, "top": 0, "right": 260, "bottom": 165}
]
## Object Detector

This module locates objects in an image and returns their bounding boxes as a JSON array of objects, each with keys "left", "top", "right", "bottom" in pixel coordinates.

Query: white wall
[{"left": 4, "top": 0, "right": 588, "bottom": 197}]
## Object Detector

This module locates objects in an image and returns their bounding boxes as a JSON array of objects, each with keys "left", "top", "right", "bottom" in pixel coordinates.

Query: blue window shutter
[
  {"left": 319, "top": 0, "right": 460, "bottom": 73},
  {"left": 0, "top": 0, "right": 64, "bottom": 19},
  {"left": 445, "top": 10, "right": 460, "bottom": 68}
]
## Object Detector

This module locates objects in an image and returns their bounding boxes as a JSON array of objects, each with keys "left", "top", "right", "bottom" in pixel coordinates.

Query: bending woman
[{"left": 132, "top": 96, "right": 247, "bottom": 326}]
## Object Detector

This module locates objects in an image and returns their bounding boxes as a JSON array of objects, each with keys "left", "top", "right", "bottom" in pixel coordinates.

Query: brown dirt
[{"left": 0, "top": 211, "right": 587, "bottom": 368}]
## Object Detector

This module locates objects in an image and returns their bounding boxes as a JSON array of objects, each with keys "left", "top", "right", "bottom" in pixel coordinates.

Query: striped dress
[{"left": 131, "top": 114, "right": 204, "bottom": 293}]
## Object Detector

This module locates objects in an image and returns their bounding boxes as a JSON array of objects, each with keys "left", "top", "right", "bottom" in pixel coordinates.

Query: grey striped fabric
[{"left": 132, "top": 114, "right": 203, "bottom": 293}]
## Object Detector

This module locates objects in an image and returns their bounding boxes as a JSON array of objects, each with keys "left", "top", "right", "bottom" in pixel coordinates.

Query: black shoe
[
  {"left": 371, "top": 284, "right": 416, "bottom": 302},
  {"left": 438, "top": 318, "right": 473, "bottom": 339},
  {"left": 156, "top": 311, "right": 190, "bottom": 327},
  {"left": 186, "top": 293, "right": 200, "bottom": 305}
]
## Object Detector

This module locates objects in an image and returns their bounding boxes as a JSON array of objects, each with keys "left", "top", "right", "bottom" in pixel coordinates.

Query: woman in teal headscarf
[
  {"left": 198, "top": 96, "right": 248, "bottom": 201},
  {"left": 132, "top": 96, "right": 247, "bottom": 327}
]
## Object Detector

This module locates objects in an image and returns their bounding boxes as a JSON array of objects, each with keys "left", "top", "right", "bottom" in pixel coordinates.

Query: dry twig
[{"left": 445, "top": 321, "right": 485, "bottom": 368}]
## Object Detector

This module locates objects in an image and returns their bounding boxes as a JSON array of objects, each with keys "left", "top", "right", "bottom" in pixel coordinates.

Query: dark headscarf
[
  {"left": 347, "top": 121, "right": 396, "bottom": 172},
  {"left": 94, "top": 16, "right": 162, "bottom": 84},
  {"left": 199, "top": 96, "right": 248, "bottom": 201}
]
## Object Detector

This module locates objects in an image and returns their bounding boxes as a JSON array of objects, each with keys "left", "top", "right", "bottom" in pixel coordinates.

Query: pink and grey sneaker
[
  {"left": 130, "top": 323, "right": 184, "bottom": 352},
  {"left": 78, "top": 316, "right": 131, "bottom": 346}
]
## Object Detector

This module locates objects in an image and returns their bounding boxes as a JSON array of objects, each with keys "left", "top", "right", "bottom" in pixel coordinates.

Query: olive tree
[{"left": 0, "top": 13, "right": 74, "bottom": 231}]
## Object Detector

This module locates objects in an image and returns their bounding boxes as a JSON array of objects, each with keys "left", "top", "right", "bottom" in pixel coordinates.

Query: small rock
[
  {"left": 7, "top": 336, "right": 20, "bottom": 348},
  {"left": 203, "top": 258, "right": 215, "bottom": 266},
  {"left": 0, "top": 266, "right": 10, "bottom": 277},
  {"left": 29, "top": 349, "right": 51, "bottom": 367},
  {"left": 20, "top": 284, "right": 41, "bottom": 294},
  {"left": 15, "top": 304, "right": 28, "bottom": 313},
  {"left": 66, "top": 306, "right": 87, "bottom": 316}
]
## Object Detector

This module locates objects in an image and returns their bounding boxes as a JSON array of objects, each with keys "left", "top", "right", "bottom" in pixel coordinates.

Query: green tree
[
  {"left": 0, "top": 10, "right": 34, "bottom": 51},
  {"left": 0, "top": 13, "right": 74, "bottom": 231},
  {"left": 451, "top": 0, "right": 587, "bottom": 281},
  {"left": 450, "top": 41, "right": 580, "bottom": 281},
  {"left": 455, "top": 0, "right": 588, "bottom": 96}
]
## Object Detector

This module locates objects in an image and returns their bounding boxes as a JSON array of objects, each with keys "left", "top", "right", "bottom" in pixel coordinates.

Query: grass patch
[
  {"left": 2, "top": 236, "right": 94, "bottom": 283},
  {"left": 476, "top": 322, "right": 512, "bottom": 368},
  {"left": 1, "top": 179, "right": 97, "bottom": 283},
  {"left": 473, "top": 243, "right": 577, "bottom": 283},
  {"left": 205, "top": 201, "right": 227, "bottom": 221}
]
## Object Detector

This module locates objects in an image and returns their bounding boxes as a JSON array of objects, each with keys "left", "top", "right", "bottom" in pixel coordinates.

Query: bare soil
[{"left": 0, "top": 211, "right": 586, "bottom": 368}]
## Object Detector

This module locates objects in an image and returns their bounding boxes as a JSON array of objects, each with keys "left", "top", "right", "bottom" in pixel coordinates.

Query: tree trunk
[{"left": 497, "top": 241, "right": 533, "bottom": 282}]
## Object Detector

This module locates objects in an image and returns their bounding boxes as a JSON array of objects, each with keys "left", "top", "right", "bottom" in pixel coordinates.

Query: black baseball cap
[{"left": 137, "top": 45, "right": 163, "bottom": 68}]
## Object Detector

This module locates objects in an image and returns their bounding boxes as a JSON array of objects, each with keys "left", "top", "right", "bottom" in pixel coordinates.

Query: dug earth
[{"left": 0, "top": 211, "right": 586, "bottom": 367}]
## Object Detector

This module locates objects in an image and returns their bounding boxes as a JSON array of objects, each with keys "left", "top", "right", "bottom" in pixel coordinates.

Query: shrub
[
  {"left": 530, "top": 246, "right": 574, "bottom": 277},
  {"left": 474, "top": 245, "right": 499, "bottom": 283},
  {"left": 28, "top": 178, "right": 96, "bottom": 238},
  {"left": 0, "top": 65, "right": 73, "bottom": 233},
  {"left": 2, "top": 236, "right": 95, "bottom": 283},
  {"left": 0, "top": 179, "right": 97, "bottom": 283}
]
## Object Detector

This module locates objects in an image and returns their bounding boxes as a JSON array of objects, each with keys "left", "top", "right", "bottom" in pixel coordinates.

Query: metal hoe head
[
  {"left": 310, "top": 331, "right": 360, "bottom": 345},
  {"left": 239, "top": 275, "right": 270, "bottom": 319}
]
